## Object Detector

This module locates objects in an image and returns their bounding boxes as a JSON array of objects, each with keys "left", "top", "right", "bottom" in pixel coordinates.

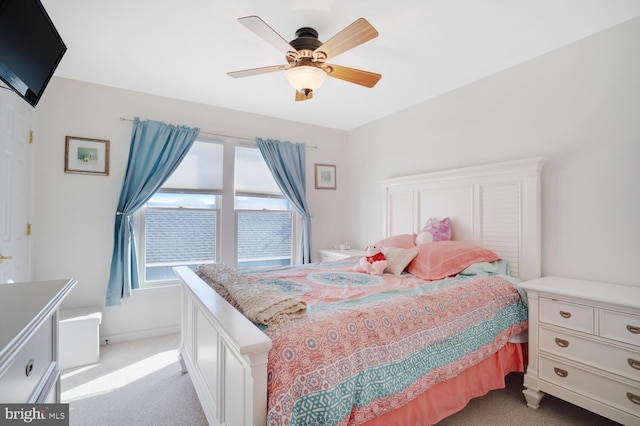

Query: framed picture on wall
[
  {"left": 64, "top": 136, "right": 110, "bottom": 176},
  {"left": 314, "top": 163, "right": 336, "bottom": 190}
]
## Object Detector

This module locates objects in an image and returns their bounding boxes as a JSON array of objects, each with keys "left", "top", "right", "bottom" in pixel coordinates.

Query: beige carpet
[
  {"left": 61, "top": 333, "right": 622, "bottom": 425},
  {"left": 61, "top": 334, "right": 207, "bottom": 426},
  {"left": 437, "top": 372, "right": 621, "bottom": 426}
]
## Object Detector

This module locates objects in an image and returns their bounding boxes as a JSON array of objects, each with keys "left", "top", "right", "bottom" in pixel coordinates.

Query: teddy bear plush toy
[{"left": 354, "top": 244, "right": 388, "bottom": 275}]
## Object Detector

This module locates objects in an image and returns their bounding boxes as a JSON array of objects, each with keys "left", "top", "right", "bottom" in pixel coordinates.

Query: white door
[{"left": 0, "top": 88, "right": 32, "bottom": 283}]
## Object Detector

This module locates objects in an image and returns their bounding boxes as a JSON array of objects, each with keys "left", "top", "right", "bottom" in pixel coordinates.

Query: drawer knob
[
  {"left": 629, "top": 358, "right": 640, "bottom": 371},
  {"left": 554, "top": 367, "right": 568, "bottom": 378},
  {"left": 627, "top": 324, "right": 640, "bottom": 335},
  {"left": 628, "top": 392, "right": 640, "bottom": 406},
  {"left": 559, "top": 311, "right": 572, "bottom": 319},
  {"left": 555, "top": 338, "right": 570, "bottom": 348},
  {"left": 25, "top": 359, "right": 34, "bottom": 377}
]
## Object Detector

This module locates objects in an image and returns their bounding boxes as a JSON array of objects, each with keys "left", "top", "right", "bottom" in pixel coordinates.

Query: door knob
[{"left": 0, "top": 253, "right": 13, "bottom": 264}]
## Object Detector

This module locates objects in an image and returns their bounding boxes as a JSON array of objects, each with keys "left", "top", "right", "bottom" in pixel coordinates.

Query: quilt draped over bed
[
  {"left": 235, "top": 258, "right": 528, "bottom": 426},
  {"left": 197, "top": 263, "right": 307, "bottom": 325}
]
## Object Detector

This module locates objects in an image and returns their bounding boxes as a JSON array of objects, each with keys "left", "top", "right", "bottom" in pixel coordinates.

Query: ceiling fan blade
[
  {"left": 227, "top": 64, "right": 289, "bottom": 78},
  {"left": 325, "top": 64, "right": 381, "bottom": 88},
  {"left": 314, "top": 18, "right": 378, "bottom": 61},
  {"left": 238, "top": 15, "right": 296, "bottom": 55},
  {"left": 295, "top": 90, "right": 313, "bottom": 102}
]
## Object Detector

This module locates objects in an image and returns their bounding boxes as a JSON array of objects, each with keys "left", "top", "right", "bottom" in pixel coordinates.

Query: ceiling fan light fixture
[
  {"left": 229, "top": 16, "right": 381, "bottom": 101},
  {"left": 285, "top": 66, "right": 327, "bottom": 95}
]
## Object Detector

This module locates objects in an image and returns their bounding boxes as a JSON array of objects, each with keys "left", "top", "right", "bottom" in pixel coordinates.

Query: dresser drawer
[
  {"left": 539, "top": 326, "right": 640, "bottom": 381},
  {"left": 540, "top": 298, "right": 594, "bottom": 334},
  {"left": 0, "top": 315, "right": 54, "bottom": 402},
  {"left": 539, "top": 356, "right": 640, "bottom": 418},
  {"left": 600, "top": 309, "right": 640, "bottom": 347}
]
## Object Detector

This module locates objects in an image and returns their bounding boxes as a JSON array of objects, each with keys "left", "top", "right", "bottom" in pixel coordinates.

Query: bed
[{"left": 175, "top": 157, "right": 543, "bottom": 426}]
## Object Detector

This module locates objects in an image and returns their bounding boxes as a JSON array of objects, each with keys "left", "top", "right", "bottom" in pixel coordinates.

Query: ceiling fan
[{"left": 227, "top": 16, "right": 382, "bottom": 101}]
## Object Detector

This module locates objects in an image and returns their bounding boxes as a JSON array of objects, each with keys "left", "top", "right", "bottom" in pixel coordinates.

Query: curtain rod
[{"left": 119, "top": 117, "right": 318, "bottom": 149}]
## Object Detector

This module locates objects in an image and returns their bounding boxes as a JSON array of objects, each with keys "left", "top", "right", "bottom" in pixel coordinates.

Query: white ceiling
[{"left": 41, "top": 0, "right": 640, "bottom": 131}]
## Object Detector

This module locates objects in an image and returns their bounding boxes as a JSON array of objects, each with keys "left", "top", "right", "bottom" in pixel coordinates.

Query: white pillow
[{"left": 382, "top": 247, "right": 419, "bottom": 275}]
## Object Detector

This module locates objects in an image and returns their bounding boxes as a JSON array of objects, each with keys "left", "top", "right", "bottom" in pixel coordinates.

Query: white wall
[
  {"left": 347, "top": 17, "right": 640, "bottom": 287},
  {"left": 33, "top": 78, "right": 348, "bottom": 342}
]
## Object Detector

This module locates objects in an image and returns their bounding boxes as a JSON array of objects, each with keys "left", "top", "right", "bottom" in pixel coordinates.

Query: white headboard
[{"left": 378, "top": 157, "right": 543, "bottom": 282}]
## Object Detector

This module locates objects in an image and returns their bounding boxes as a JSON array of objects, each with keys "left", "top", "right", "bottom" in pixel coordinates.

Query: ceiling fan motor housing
[{"left": 290, "top": 27, "right": 323, "bottom": 51}]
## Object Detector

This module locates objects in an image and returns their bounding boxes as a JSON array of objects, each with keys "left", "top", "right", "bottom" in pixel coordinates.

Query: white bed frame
[{"left": 175, "top": 157, "right": 543, "bottom": 426}]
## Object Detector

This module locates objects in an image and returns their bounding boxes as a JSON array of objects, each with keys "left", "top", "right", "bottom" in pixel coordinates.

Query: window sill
[{"left": 137, "top": 279, "right": 181, "bottom": 290}]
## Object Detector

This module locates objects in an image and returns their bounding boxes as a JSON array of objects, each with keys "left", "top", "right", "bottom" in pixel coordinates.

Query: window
[
  {"left": 136, "top": 141, "right": 222, "bottom": 285},
  {"left": 143, "top": 193, "right": 218, "bottom": 281},
  {"left": 235, "top": 146, "right": 292, "bottom": 269},
  {"left": 135, "top": 139, "right": 294, "bottom": 286}
]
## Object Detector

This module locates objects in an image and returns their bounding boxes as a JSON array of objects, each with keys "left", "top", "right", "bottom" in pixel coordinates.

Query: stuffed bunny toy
[{"left": 354, "top": 244, "right": 388, "bottom": 275}]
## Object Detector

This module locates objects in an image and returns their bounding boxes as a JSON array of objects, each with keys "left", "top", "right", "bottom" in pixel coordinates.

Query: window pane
[
  {"left": 145, "top": 209, "right": 216, "bottom": 281},
  {"left": 163, "top": 141, "right": 223, "bottom": 191},
  {"left": 237, "top": 211, "right": 291, "bottom": 269},
  {"left": 235, "top": 195, "right": 289, "bottom": 210},
  {"left": 148, "top": 192, "right": 217, "bottom": 209},
  {"left": 235, "top": 146, "right": 280, "bottom": 195}
]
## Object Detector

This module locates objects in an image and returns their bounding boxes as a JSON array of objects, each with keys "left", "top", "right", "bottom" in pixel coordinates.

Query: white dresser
[
  {"left": 319, "top": 249, "right": 365, "bottom": 262},
  {"left": 0, "top": 279, "right": 77, "bottom": 403},
  {"left": 519, "top": 276, "right": 640, "bottom": 425}
]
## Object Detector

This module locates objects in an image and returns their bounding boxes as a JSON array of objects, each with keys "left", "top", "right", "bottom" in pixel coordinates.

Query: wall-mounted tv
[{"left": 0, "top": 0, "right": 67, "bottom": 107}]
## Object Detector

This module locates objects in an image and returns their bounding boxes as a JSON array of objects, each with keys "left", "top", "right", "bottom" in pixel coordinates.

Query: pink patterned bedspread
[{"left": 242, "top": 258, "right": 528, "bottom": 426}]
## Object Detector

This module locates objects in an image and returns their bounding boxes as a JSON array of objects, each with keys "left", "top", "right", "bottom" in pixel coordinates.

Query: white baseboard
[{"left": 100, "top": 325, "right": 180, "bottom": 346}]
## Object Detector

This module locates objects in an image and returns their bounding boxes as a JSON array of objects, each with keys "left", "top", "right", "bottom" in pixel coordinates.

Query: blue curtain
[
  {"left": 105, "top": 118, "right": 200, "bottom": 306},
  {"left": 256, "top": 137, "right": 312, "bottom": 264}
]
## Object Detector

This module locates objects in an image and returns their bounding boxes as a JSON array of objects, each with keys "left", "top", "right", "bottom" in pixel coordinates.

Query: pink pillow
[
  {"left": 406, "top": 241, "right": 500, "bottom": 280},
  {"left": 375, "top": 233, "right": 417, "bottom": 249}
]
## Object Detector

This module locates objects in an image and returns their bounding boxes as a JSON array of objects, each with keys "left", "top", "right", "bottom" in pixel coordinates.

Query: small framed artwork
[
  {"left": 64, "top": 136, "right": 110, "bottom": 176},
  {"left": 314, "top": 163, "right": 336, "bottom": 190}
]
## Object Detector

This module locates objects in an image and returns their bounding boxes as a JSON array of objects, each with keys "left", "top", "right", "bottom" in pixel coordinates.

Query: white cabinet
[
  {"left": 59, "top": 308, "right": 102, "bottom": 370},
  {"left": 0, "top": 279, "right": 77, "bottom": 403},
  {"left": 520, "top": 276, "right": 640, "bottom": 425},
  {"left": 319, "top": 249, "right": 365, "bottom": 262}
]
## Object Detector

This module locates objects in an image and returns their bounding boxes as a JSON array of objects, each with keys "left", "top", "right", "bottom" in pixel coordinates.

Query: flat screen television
[{"left": 0, "top": 0, "right": 67, "bottom": 107}]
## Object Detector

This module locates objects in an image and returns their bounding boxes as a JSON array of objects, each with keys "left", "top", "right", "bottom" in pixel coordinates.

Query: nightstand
[
  {"left": 519, "top": 276, "right": 640, "bottom": 425},
  {"left": 319, "top": 249, "right": 365, "bottom": 262}
]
